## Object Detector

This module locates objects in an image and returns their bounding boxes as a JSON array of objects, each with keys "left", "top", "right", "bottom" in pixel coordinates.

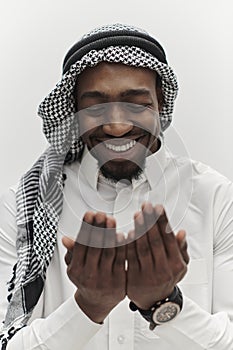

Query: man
[{"left": 0, "top": 23, "right": 233, "bottom": 349}]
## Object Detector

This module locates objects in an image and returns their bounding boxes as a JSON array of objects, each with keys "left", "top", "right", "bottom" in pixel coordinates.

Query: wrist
[
  {"left": 129, "top": 286, "right": 183, "bottom": 330},
  {"left": 75, "top": 291, "right": 108, "bottom": 324}
]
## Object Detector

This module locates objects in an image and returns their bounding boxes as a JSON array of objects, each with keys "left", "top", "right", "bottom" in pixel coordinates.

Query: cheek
[
  {"left": 133, "top": 114, "right": 160, "bottom": 137},
  {"left": 78, "top": 117, "right": 100, "bottom": 139},
  {"left": 148, "top": 135, "right": 158, "bottom": 153}
]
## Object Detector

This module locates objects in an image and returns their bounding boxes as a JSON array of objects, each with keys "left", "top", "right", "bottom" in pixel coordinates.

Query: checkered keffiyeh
[{"left": 0, "top": 24, "right": 179, "bottom": 349}]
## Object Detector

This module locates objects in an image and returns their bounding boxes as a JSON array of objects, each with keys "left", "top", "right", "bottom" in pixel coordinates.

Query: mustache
[{"left": 83, "top": 126, "right": 149, "bottom": 139}]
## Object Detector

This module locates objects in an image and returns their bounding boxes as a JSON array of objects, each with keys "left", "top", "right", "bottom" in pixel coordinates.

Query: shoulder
[
  {"left": 165, "top": 153, "right": 233, "bottom": 222},
  {"left": 0, "top": 185, "right": 18, "bottom": 246},
  {"left": 0, "top": 185, "right": 18, "bottom": 212},
  {"left": 166, "top": 152, "right": 233, "bottom": 191}
]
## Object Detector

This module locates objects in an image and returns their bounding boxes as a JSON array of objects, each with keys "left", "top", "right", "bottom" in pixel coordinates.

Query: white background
[{"left": 0, "top": 0, "right": 232, "bottom": 194}]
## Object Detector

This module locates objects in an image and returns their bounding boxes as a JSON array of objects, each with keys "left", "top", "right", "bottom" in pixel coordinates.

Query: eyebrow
[
  {"left": 80, "top": 88, "right": 152, "bottom": 100},
  {"left": 121, "top": 88, "right": 152, "bottom": 98},
  {"left": 80, "top": 91, "right": 109, "bottom": 100}
]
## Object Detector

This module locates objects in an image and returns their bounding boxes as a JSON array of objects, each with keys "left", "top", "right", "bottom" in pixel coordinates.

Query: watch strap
[{"left": 129, "top": 285, "right": 183, "bottom": 329}]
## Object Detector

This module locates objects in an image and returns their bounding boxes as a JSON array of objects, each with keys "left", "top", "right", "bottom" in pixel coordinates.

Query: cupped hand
[
  {"left": 126, "top": 202, "right": 189, "bottom": 309},
  {"left": 62, "top": 211, "right": 126, "bottom": 323}
]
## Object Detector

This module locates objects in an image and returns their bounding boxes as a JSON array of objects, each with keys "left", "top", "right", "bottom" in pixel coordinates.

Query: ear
[
  {"left": 155, "top": 73, "right": 164, "bottom": 112},
  {"left": 156, "top": 86, "right": 164, "bottom": 112}
]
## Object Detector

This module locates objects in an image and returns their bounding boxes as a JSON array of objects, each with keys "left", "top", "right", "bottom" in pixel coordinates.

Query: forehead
[{"left": 77, "top": 62, "right": 157, "bottom": 93}]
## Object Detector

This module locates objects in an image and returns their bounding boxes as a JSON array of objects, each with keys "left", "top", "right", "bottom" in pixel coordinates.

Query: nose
[{"left": 102, "top": 104, "right": 133, "bottom": 136}]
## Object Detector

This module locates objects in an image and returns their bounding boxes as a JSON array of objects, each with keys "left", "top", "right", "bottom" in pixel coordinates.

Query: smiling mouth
[{"left": 104, "top": 139, "right": 137, "bottom": 152}]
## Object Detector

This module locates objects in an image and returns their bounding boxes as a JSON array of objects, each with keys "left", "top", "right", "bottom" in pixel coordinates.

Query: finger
[
  {"left": 104, "top": 216, "right": 117, "bottom": 249},
  {"left": 155, "top": 205, "right": 181, "bottom": 260},
  {"left": 76, "top": 211, "right": 94, "bottom": 246},
  {"left": 87, "top": 212, "right": 106, "bottom": 268},
  {"left": 89, "top": 212, "right": 106, "bottom": 248},
  {"left": 113, "top": 240, "right": 126, "bottom": 275},
  {"left": 134, "top": 208, "right": 154, "bottom": 270},
  {"left": 156, "top": 208, "right": 188, "bottom": 280},
  {"left": 62, "top": 236, "right": 75, "bottom": 266},
  {"left": 145, "top": 205, "right": 168, "bottom": 266},
  {"left": 142, "top": 202, "right": 159, "bottom": 230},
  {"left": 62, "top": 236, "right": 75, "bottom": 251},
  {"left": 141, "top": 202, "right": 159, "bottom": 260},
  {"left": 64, "top": 250, "right": 73, "bottom": 266},
  {"left": 126, "top": 229, "right": 140, "bottom": 271},
  {"left": 100, "top": 216, "right": 117, "bottom": 271},
  {"left": 72, "top": 212, "right": 94, "bottom": 267},
  {"left": 116, "top": 232, "right": 125, "bottom": 246},
  {"left": 127, "top": 229, "right": 135, "bottom": 243},
  {"left": 62, "top": 236, "right": 75, "bottom": 265},
  {"left": 176, "top": 230, "right": 190, "bottom": 264},
  {"left": 155, "top": 205, "right": 173, "bottom": 234},
  {"left": 113, "top": 232, "right": 127, "bottom": 274},
  {"left": 133, "top": 211, "right": 145, "bottom": 240}
]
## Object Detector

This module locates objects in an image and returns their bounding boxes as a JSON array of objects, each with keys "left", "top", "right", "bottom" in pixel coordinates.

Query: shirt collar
[
  {"left": 80, "top": 147, "right": 99, "bottom": 189},
  {"left": 144, "top": 137, "right": 167, "bottom": 189},
  {"left": 80, "top": 138, "right": 167, "bottom": 190}
]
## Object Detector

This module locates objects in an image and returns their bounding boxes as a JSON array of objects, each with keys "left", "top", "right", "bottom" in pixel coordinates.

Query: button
[{"left": 117, "top": 335, "right": 125, "bottom": 344}]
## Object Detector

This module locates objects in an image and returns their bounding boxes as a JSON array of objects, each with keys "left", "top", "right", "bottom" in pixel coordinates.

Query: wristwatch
[{"left": 129, "top": 286, "right": 183, "bottom": 330}]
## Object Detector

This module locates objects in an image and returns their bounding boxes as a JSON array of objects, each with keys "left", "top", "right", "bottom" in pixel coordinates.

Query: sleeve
[
  {"left": 7, "top": 296, "right": 102, "bottom": 350},
  {"left": 152, "top": 178, "right": 233, "bottom": 349},
  {"left": 0, "top": 187, "right": 18, "bottom": 325},
  {"left": 0, "top": 189, "right": 102, "bottom": 350}
]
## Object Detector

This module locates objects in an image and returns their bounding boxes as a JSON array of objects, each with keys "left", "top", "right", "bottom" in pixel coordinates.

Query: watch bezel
[{"left": 152, "top": 301, "right": 181, "bottom": 325}]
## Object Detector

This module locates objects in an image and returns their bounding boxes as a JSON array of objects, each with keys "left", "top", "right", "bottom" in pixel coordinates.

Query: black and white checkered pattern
[
  {"left": 0, "top": 24, "right": 179, "bottom": 349},
  {"left": 0, "top": 149, "right": 66, "bottom": 349},
  {"left": 82, "top": 23, "right": 148, "bottom": 38}
]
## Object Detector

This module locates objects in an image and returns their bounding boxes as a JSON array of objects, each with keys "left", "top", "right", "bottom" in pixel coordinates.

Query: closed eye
[
  {"left": 83, "top": 104, "right": 107, "bottom": 117},
  {"left": 124, "top": 103, "right": 153, "bottom": 113}
]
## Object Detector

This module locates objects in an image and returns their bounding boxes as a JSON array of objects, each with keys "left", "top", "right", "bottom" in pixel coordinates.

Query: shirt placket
[{"left": 108, "top": 298, "right": 134, "bottom": 350}]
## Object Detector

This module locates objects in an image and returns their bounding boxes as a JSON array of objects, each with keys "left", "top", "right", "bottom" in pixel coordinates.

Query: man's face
[{"left": 76, "top": 62, "right": 162, "bottom": 182}]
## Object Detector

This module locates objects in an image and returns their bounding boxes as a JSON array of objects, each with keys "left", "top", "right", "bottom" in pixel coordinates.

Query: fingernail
[
  {"left": 106, "top": 216, "right": 115, "bottom": 228},
  {"left": 116, "top": 233, "right": 124, "bottom": 243},
  {"left": 155, "top": 205, "right": 164, "bottom": 216},
  {"left": 136, "top": 212, "right": 144, "bottom": 225},
  {"left": 144, "top": 202, "right": 153, "bottom": 214},
  {"left": 181, "top": 238, "right": 187, "bottom": 248},
  {"left": 128, "top": 230, "right": 135, "bottom": 240},
  {"left": 84, "top": 211, "right": 94, "bottom": 224},
  {"left": 95, "top": 212, "right": 105, "bottom": 224}
]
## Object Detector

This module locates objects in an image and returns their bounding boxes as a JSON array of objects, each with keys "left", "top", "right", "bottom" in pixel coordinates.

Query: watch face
[{"left": 152, "top": 302, "right": 180, "bottom": 325}]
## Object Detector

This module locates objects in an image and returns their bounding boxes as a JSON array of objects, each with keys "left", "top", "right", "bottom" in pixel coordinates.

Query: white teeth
[{"left": 105, "top": 140, "right": 136, "bottom": 152}]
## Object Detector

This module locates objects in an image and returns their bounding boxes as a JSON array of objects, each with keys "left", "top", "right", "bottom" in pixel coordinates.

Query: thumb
[
  {"left": 176, "top": 230, "right": 189, "bottom": 265},
  {"left": 62, "top": 236, "right": 75, "bottom": 266},
  {"left": 62, "top": 236, "right": 75, "bottom": 251}
]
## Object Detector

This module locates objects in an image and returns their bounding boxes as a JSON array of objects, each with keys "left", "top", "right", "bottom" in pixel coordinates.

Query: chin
[{"left": 99, "top": 159, "right": 145, "bottom": 183}]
